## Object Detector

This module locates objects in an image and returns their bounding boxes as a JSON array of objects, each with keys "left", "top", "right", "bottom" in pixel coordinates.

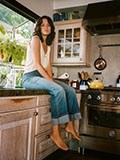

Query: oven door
[{"left": 80, "top": 104, "right": 120, "bottom": 140}]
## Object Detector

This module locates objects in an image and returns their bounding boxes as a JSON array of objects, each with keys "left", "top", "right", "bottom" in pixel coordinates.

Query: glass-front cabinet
[{"left": 52, "top": 19, "right": 91, "bottom": 66}]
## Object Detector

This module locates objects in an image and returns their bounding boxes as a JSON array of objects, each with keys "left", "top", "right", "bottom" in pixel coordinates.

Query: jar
[
  {"left": 6, "top": 69, "right": 16, "bottom": 88},
  {"left": 71, "top": 80, "right": 79, "bottom": 90}
]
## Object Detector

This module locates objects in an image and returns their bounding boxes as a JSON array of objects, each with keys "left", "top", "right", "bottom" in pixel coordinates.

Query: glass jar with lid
[{"left": 71, "top": 80, "right": 79, "bottom": 90}]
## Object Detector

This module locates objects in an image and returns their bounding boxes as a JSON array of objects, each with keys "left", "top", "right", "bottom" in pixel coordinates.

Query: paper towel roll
[{"left": 58, "top": 72, "right": 69, "bottom": 79}]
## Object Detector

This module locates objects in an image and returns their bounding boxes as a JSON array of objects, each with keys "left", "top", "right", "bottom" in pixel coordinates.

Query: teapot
[{"left": 87, "top": 78, "right": 104, "bottom": 89}]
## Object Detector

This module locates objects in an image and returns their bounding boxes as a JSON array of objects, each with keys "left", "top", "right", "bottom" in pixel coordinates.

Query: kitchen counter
[
  {"left": 76, "top": 86, "right": 120, "bottom": 93},
  {"left": 0, "top": 86, "right": 120, "bottom": 97},
  {"left": 102, "top": 86, "right": 120, "bottom": 91},
  {"left": 0, "top": 88, "right": 48, "bottom": 97}
]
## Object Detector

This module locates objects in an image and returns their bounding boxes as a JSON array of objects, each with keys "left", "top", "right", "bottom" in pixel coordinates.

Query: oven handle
[{"left": 87, "top": 104, "right": 120, "bottom": 111}]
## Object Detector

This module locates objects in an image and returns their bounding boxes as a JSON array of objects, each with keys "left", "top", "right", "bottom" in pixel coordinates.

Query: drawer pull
[
  {"left": 47, "top": 135, "right": 50, "bottom": 138},
  {"left": 34, "top": 112, "right": 38, "bottom": 116}
]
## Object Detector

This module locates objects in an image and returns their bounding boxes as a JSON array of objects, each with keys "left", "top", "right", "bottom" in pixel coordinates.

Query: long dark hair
[{"left": 33, "top": 15, "right": 55, "bottom": 45}]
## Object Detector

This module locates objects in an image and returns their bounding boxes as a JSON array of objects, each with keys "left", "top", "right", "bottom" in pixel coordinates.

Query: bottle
[
  {"left": 116, "top": 75, "right": 120, "bottom": 87},
  {"left": 6, "top": 69, "right": 16, "bottom": 88}
]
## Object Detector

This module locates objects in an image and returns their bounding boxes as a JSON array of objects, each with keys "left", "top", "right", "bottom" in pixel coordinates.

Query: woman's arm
[
  {"left": 31, "top": 36, "right": 53, "bottom": 81},
  {"left": 46, "top": 46, "right": 54, "bottom": 79}
]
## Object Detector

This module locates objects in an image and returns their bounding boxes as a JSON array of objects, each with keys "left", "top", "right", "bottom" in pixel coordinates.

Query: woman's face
[{"left": 41, "top": 18, "right": 51, "bottom": 36}]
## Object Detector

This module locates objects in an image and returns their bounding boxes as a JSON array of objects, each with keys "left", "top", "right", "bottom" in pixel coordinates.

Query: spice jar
[{"left": 71, "top": 80, "right": 79, "bottom": 90}]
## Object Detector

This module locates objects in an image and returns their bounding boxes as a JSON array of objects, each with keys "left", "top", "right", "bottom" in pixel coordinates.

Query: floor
[{"left": 44, "top": 149, "right": 120, "bottom": 160}]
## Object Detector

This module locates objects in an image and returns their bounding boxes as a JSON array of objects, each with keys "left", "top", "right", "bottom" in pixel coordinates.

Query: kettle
[{"left": 87, "top": 78, "right": 104, "bottom": 89}]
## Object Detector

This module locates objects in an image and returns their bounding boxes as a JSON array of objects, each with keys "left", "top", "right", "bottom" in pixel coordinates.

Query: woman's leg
[
  {"left": 55, "top": 80, "right": 82, "bottom": 121},
  {"left": 23, "top": 73, "right": 70, "bottom": 150},
  {"left": 55, "top": 80, "right": 82, "bottom": 140},
  {"left": 23, "top": 75, "right": 70, "bottom": 124}
]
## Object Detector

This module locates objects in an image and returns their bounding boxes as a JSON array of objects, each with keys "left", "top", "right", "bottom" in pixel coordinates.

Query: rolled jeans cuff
[{"left": 51, "top": 113, "right": 82, "bottom": 125}]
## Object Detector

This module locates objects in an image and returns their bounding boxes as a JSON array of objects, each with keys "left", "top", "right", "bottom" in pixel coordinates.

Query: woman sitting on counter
[{"left": 22, "top": 15, "right": 82, "bottom": 151}]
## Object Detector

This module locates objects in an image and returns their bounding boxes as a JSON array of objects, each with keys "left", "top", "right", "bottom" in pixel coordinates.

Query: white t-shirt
[{"left": 24, "top": 37, "right": 51, "bottom": 74}]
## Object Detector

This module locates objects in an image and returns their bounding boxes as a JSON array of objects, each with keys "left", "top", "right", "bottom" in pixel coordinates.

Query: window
[
  {"left": 0, "top": 0, "right": 40, "bottom": 88},
  {"left": 0, "top": 2, "right": 38, "bottom": 66}
]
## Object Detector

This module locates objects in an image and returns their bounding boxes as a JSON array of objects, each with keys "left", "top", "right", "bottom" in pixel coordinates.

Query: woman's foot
[
  {"left": 65, "top": 121, "right": 81, "bottom": 141},
  {"left": 50, "top": 134, "right": 69, "bottom": 151},
  {"left": 50, "top": 125, "right": 69, "bottom": 151}
]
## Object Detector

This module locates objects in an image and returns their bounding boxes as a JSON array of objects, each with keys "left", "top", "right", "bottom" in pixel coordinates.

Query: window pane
[{"left": 0, "top": 3, "right": 34, "bottom": 66}]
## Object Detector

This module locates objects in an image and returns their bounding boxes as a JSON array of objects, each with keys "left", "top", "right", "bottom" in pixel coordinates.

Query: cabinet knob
[
  {"left": 33, "top": 112, "right": 38, "bottom": 116},
  {"left": 47, "top": 135, "right": 50, "bottom": 138}
]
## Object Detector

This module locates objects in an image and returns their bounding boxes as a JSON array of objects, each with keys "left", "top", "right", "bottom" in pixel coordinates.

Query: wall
[
  {"left": 57, "top": 34, "right": 120, "bottom": 87},
  {"left": 17, "top": 0, "right": 54, "bottom": 17}
]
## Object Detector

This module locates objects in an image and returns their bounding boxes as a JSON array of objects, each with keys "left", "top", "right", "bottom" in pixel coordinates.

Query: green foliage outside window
[
  {"left": 0, "top": 24, "right": 27, "bottom": 66},
  {"left": 0, "top": 38, "right": 27, "bottom": 66}
]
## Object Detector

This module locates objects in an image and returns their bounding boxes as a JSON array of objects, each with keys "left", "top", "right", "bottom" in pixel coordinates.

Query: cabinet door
[
  {"left": 0, "top": 109, "right": 35, "bottom": 160},
  {"left": 35, "top": 105, "right": 52, "bottom": 135},
  {"left": 53, "top": 19, "right": 90, "bottom": 66}
]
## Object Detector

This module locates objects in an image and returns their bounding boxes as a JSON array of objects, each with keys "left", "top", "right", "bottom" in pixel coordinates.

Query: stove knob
[
  {"left": 116, "top": 97, "right": 120, "bottom": 102},
  {"left": 109, "top": 130, "right": 116, "bottom": 138},
  {"left": 87, "top": 94, "right": 92, "bottom": 99},
  {"left": 110, "top": 97, "right": 116, "bottom": 102},
  {"left": 97, "top": 95, "right": 101, "bottom": 100}
]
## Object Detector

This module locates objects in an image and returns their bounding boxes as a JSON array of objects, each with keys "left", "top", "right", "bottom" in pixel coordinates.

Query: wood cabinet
[
  {"left": 34, "top": 95, "right": 62, "bottom": 160},
  {"left": 52, "top": 19, "right": 91, "bottom": 66},
  {"left": 34, "top": 95, "right": 55, "bottom": 160},
  {"left": 0, "top": 93, "right": 81, "bottom": 160},
  {"left": 0, "top": 96, "right": 37, "bottom": 160}
]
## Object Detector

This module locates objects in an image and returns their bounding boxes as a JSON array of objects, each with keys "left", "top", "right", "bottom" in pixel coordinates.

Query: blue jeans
[{"left": 22, "top": 70, "right": 81, "bottom": 125}]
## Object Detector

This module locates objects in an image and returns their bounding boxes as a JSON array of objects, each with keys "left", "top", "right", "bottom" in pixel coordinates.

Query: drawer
[
  {"left": 37, "top": 95, "right": 51, "bottom": 106},
  {"left": 0, "top": 96, "right": 37, "bottom": 113},
  {"left": 35, "top": 106, "right": 52, "bottom": 135},
  {"left": 34, "top": 130, "right": 68, "bottom": 160},
  {"left": 34, "top": 131, "right": 57, "bottom": 160}
]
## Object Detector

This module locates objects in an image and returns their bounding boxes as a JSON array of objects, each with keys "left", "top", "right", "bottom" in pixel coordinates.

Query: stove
[{"left": 79, "top": 88, "right": 120, "bottom": 155}]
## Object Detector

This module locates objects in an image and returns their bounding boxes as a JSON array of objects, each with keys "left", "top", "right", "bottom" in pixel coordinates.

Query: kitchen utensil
[
  {"left": 92, "top": 72, "right": 103, "bottom": 82},
  {"left": 94, "top": 45, "right": 107, "bottom": 70},
  {"left": 87, "top": 79, "right": 104, "bottom": 89},
  {"left": 88, "top": 72, "right": 104, "bottom": 89}
]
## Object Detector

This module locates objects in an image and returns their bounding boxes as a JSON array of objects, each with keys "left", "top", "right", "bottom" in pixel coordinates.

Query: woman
[{"left": 22, "top": 15, "right": 82, "bottom": 151}]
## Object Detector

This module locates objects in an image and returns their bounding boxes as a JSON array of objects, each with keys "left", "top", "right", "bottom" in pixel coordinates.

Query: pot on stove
[{"left": 87, "top": 78, "right": 104, "bottom": 89}]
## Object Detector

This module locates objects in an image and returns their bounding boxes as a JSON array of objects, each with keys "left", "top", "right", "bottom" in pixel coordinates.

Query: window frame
[{"left": 0, "top": 0, "right": 40, "bottom": 22}]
